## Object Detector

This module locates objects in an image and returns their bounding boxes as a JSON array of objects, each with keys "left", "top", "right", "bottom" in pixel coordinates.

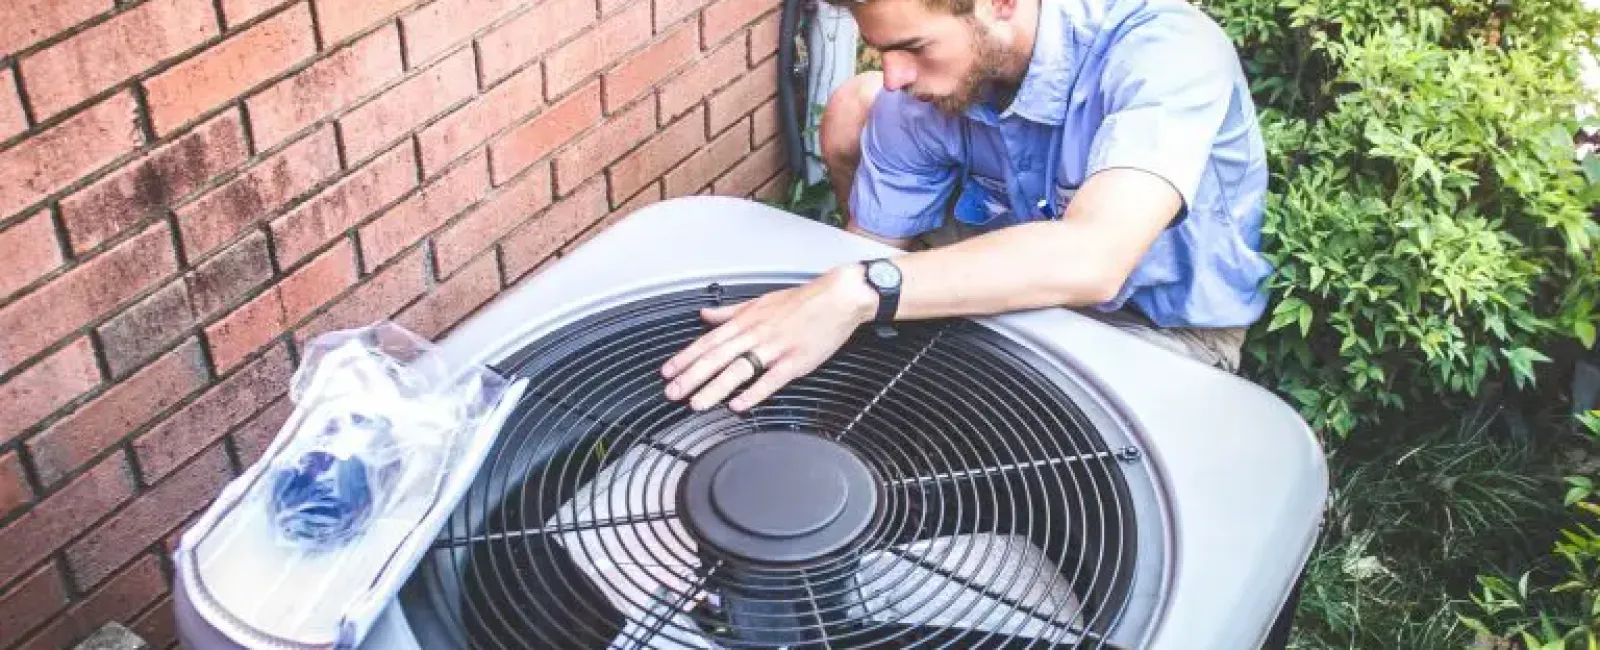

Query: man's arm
[
  {"left": 834, "top": 166, "right": 1183, "bottom": 320},
  {"left": 660, "top": 167, "right": 1181, "bottom": 412}
]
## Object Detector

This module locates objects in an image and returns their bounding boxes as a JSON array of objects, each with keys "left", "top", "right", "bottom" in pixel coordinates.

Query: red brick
[
  {"left": 360, "top": 152, "right": 488, "bottom": 265},
  {"left": 0, "top": 338, "right": 99, "bottom": 447},
  {"left": 279, "top": 239, "right": 358, "bottom": 322},
  {"left": 130, "top": 595, "right": 177, "bottom": 650},
  {"left": 564, "top": 179, "right": 659, "bottom": 251},
  {"left": 61, "top": 110, "right": 248, "bottom": 254},
  {"left": 0, "top": 0, "right": 108, "bottom": 59},
  {"left": 132, "top": 345, "right": 291, "bottom": 483},
  {"left": 477, "top": 0, "right": 594, "bottom": 85},
  {"left": 609, "top": 106, "right": 704, "bottom": 202},
  {"left": 434, "top": 163, "right": 551, "bottom": 276},
  {"left": 94, "top": 234, "right": 270, "bottom": 378},
  {"left": 754, "top": 168, "right": 791, "bottom": 203},
  {"left": 0, "top": 451, "right": 29, "bottom": 519},
  {"left": 188, "top": 231, "right": 275, "bottom": 314},
  {"left": 702, "top": 0, "right": 777, "bottom": 48},
  {"left": 665, "top": 119, "right": 749, "bottom": 197},
  {"left": 598, "top": 0, "right": 634, "bottom": 16},
  {"left": 417, "top": 63, "right": 542, "bottom": 176},
  {"left": 0, "top": 67, "right": 26, "bottom": 140},
  {"left": 246, "top": 24, "right": 403, "bottom": 150},
  {"left": 176, "top": 126, "right": 340, "bottom": 259},
  {"left": 20, "top": 0, "right": 217, "bottom": 120},
  {"left": 204, "top": 290, "right": 282, "bottom": 373},
  {"left": 655, "top": 0, "right": 707, "bottom": 32},
  {"left": 658, "top": 37, "right": 745, "bottom": 121},
  {"left": 747, "top": 9, "right": 780, "bottom": 65},
  {"left": 144, "top": 3, "right": 316, "bottom": 135},
  {"left": 231, "top": 396, "right": 293, "bottom": 467},
  {"left": 501, "top": 178, "right": 607, "bottom": 280},
  {"left": 541, "top": 2, "right": 651, "bottom": 99},
  {"left": 554, "top": 98, "right": 654, "bottom": 196},
  {"left": 708, "top": 58, "right": 777, "bottom": 136},
  {"left": 0, "top": 454, "right": 135, "bottom": 587},
  {"left": 28, "top": 341, "right": 207, "bottom": 487},
  {"left": 0, "top": 212, "right": 63, "bottom": 301},
  {"left": 714, "top": 137, "right": 783, "bottom": 198},
  {"left": 205, "top": 235, "right": 357, "bottom": 371},
  {"left": 0, "top": 564, "right": 67, "bottom": 643},
  {"left": 395, "top": 252, "right": 498, "bottom": 339},
  {"left": 0, "top": 224, "right": 175, "bottom": 373},
  {"left": 270, "top": 142, "right": 417, "bottom": 266},
  {"left": 14, "top": 555, "right": 165, "bottom": 650},
  {"left": 489, "top": 81, "right": 602, "bottom": 184},
  {"left": 602, "top": 23, "right": 696, "bottom": 113},
  {"left": 221, "top": 0, "right": 293, "bottom": 27},
  {"left": 751, "top": 96, "right": 778, "bottom": 145},
  {"left": 339, "top": 48, "right": 476, "bottom": 162},
  {"left": 295, "top": 248, "right": 427, "bottom": 345},
  {"left": 400, "top": 0, "right": 518, "bottom": 65},
  {"left": 317, "top": 0, "right": 414, "bottom": 44},
  {"left": 68, "top": 444, "right": 233, "bottom": 588},
  {"left": 0, "top": 91, "right": 140, "bottom": 221}
]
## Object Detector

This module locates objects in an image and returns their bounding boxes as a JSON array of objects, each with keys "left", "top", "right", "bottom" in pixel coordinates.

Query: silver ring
[{"left": 740, "top": 350, "right": 765, "bottom": 374}]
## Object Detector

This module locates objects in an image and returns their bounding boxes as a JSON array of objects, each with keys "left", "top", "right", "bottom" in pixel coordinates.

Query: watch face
[{"left": 867, "top": 261, "right": 901, "bottom": 287}]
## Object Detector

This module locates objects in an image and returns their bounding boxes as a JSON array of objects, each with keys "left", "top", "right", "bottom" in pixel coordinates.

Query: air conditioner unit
[{"left": 171, "top": 195, "right": 1327, "bottom": 649}]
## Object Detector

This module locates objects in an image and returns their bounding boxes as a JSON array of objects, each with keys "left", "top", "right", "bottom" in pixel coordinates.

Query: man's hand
[{"left": 661, "top": 265, "right": 878, "bottom": 412}]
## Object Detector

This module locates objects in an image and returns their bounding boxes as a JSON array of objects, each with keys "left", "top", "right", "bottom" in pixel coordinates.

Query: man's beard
[{"left": 926, "top": 19, "right": 1008, "bottom": 115}]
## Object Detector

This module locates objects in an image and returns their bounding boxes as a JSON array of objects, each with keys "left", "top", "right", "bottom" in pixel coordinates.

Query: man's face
[{"left": 853, "top": 0, "right": 1010, "bottom": 114}]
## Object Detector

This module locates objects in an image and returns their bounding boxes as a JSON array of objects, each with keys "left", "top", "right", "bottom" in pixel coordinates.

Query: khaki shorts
[{"left": 916, "top": 219, "right": 1248, "bottom": 374}]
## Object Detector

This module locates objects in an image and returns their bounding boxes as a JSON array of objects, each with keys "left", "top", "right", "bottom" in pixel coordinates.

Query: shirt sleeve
[
  {"left": 847, "top": 90, "right": 961, "bottom": 239},
  {"left": 1085, "top": 7, "right": 1238, "bottom": 213}
]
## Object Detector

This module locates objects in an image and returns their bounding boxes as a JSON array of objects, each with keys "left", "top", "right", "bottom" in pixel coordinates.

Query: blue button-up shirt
[{"left": 849, "top": 0, "right": 1273, "bottom": 328}]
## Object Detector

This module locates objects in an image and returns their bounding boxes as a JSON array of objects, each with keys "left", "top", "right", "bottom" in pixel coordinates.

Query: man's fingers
[
  {"left": 665, "top": 334, "right": 757, "bottom": 400},
  {"left": 688, "top": 354, "right": 759, "bottom": 411},
  {"left": 701, "top": 302, "right": 744, "bottom": 324},
  {"left": 663, "top": 318, "right": 746, "bottom": 378},
  {"left": 729, "top": 359, "right": 798, "bottom": 413}
]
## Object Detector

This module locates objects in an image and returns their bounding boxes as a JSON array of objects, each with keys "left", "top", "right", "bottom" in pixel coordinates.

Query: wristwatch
[{"left": 860, "top": 258, "right": 902, "bottom": 336}]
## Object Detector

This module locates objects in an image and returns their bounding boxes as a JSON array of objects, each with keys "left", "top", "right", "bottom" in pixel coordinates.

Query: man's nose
[{"left": 882, "top": 56, "right": 917, "bottom": 91}]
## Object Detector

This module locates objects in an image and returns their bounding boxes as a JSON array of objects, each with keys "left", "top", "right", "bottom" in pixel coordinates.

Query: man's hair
[{"left": 822, "top": 0, "right": 976, "bottom": 14}]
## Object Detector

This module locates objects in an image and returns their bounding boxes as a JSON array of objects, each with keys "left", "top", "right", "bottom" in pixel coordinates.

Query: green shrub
[{"left": 1198, "top": 0, "right": 1600, "bottom": 438}]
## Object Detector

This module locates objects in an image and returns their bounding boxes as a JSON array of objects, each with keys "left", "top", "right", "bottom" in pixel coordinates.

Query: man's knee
[{"left": 819, "top": 71, "right": 884, "bottom": 171}]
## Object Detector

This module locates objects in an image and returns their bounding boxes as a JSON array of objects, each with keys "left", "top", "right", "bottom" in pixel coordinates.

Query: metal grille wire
[{"left": 398, "top": 282, "right": 1144, "bottom": 649}]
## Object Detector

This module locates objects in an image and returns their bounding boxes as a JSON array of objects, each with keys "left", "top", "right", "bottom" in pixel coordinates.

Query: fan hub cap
[{"left": 681, "top": 431, "right": 879, "bottom": 565}]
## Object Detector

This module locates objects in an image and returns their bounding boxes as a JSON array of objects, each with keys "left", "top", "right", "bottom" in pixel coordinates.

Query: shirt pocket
[{"left": 952, "top": 173, "right": 1014, "bottom": 227}]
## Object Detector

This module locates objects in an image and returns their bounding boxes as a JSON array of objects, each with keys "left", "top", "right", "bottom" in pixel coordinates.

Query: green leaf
[
  {"left": 1577, "top": 320, "right": 1597, "bottom": 350},
  {"left": 1504, "top": 347, "right": 1552, "bottom": 388}
]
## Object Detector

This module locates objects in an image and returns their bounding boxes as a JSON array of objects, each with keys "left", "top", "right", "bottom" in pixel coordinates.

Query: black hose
[{"left": 776, "top": 0, "right": 808, "bottom": 186}]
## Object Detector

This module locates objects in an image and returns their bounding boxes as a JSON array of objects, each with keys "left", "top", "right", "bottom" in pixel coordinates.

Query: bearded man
[{"left": 660, "top": 0, "right": 1273, "bottom": 414}]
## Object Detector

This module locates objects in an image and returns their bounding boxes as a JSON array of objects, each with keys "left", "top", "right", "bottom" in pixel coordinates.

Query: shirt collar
[{"left": 966, "top": 0, "right": 1075, "bottom": 126}]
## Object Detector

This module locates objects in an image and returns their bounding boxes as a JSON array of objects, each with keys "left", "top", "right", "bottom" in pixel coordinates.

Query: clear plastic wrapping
[{"left": 174, "top": 321, "right": 523, "bottom": 649}]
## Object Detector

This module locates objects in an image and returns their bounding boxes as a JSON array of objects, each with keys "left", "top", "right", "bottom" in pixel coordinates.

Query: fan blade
[{"left": 852, "top": 534, "right": 1086, "bottom": 643}]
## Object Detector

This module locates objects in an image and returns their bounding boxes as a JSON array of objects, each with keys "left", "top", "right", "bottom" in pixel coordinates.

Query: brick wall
[{"left": 0, "top": 0, "right": 790, "bottom": 646}]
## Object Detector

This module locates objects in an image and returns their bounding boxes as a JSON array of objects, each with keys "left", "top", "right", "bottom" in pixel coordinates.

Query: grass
[{"left": 1288, "top": 400, "right": 1575, "bottom": 650}]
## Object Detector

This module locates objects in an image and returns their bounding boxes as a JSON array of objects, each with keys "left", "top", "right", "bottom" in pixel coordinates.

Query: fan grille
[{"left": 399, "top": 282, "right": 1152, "bottom": 649}]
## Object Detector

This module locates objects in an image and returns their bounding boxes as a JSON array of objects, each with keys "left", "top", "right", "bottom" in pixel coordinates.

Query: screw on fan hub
[{"left": 680, "top": 431, "right": 880, "bottom": 566}]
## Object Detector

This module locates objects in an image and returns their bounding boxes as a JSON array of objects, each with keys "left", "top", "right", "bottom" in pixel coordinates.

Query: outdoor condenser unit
[{"left": 171, "top": 195, "right": 1328, "bottom": 649}]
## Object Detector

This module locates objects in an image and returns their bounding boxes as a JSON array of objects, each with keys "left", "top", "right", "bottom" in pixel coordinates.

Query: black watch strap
[{"left": 861, "top": 259, "right": 901, "bottom": 336}]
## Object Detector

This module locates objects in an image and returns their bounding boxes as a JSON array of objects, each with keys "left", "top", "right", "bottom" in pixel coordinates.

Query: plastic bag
[
  {"left": 260, "top": 323, "right": 504, "bottom": 551},
  {"left": 173, "top": 321, "right": 523, "bottom": 649}
]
